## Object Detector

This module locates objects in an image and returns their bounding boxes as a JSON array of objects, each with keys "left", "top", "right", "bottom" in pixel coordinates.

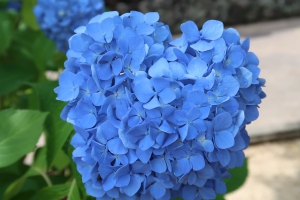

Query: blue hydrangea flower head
[
  {"left": 55, "top": 12, "right": 265, "bottom": 200},
  {"left": 33, "top": 0, "right": 105, "bottom": 52}
]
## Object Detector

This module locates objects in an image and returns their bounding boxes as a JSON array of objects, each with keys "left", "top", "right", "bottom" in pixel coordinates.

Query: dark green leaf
[
  {"left": 9, "top": 190, "right": 35, "bottom": 200},
  {"left": 52, "top": 149, "right": 70, "bottom": 171},
  {"left": 30, "top": 81, "right": 73, "bottom": 167},
  {"left": 0, "top": 161, "right": 28, "bottom": 199},
  {"left": 32, "top": 34, "right": 56, "bottom": 74},
  {"left": 47, "top": 51, "right": 66, "bottom": 71},
  {"left": 216, "top": 194, "right": 226, "bottom": 200},
  {"left": 224, "top": 158, "right": 248, "bottom": 193},
  {"left": 0, "top": 12, "right": 13, "bottom": 53},
  {"left": 0, "top": 109, "right": 48, "bottom": 167},
  {"left": 38, "top": 179, "right": 80, "bottom": 200},
  {"left": 0, "top": 64, "right": 35, "bottom": 96},
  {"left": 3, "top": 147, "right": 50, "bottom": 200},
  {"left": 21, "top": 0, "right": 39, "bottom": 30}
]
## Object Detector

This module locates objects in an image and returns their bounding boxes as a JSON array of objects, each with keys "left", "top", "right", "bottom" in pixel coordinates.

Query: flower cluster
[
  {"left": 33, "top": 0, "right": 105, "bottom": 52},
  {"left": 5, "top": 0, "right": 21, "bottom": 12},
  {"left": 55, "top": 11, "right": 265, "bottom": 200}
]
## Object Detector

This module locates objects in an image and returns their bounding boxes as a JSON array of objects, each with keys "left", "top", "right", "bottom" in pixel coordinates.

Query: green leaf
[
  {"left": 0, "top": 64, "right": 36, "bottom": 96},
  {"left": 38, "top": 179, "right": 80, "bottom": 200},
  {"left": 52, "top": 149, "right": 70, "bottom": 171},
  {"left": 0, "top": 161, "right": 28, "bottom": 199},
  {"left": 216, "top": 194, "right": 226, "bottom": 200},
  {"left": 0, "top": 109, "right": 48, "bottom": 168},
  {"left": 21, "top": 0, "right": 39, "bottom": 30},
  {"left": 30, "top": 81, "right": 73, "bottom": 167},
  {"left": 3, "top": 147, "right": 50, "bottom": 200},
  {"left": 224, "top": 158, "right": 248, "bottom": 194},
  {"left": 0, "top": 12, "right": 13, "bottom": 53},
  {"left": 32, "top": 34, "right": 56, "bottom": 74}
]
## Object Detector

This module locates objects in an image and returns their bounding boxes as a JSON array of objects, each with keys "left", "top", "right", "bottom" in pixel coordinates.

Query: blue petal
[
  {"left": 245, "top": 105, "right": 259, "bottom": 122},
  {"left": 213, "top": 112, "right": 232, "bottom": 131},
  {"left": 223, "top": 28, "right": 240, "bottom": 45},
  {"left": 69, "top": 34, "right": 91, "bottom": 52},
  {"left": 107, "top": 137, "right": 128, "bottom": 154},
  {"left": 221, "top": 75, "right": 240, "bottom": 97},
  {"left": 86, "top": 22, "right": 104, "bottom": 42},
  {"left": 121, "top": 176, "right": 141, "bottom": 196},
  {"left": 134, "top": 80, "right": 154, "bottom": 103},
  {"left": 199, "top": 187, "right": 216, "bottom": 199},
  {"left": 227, "top": 51, "right": 244, "bottom": 68},
  {"left": 173, "top": 48, "right": 189, "bottom": 65},
  {"left": 139, "top": 134, "right": 155, "bottom": 151},
  {"left": 77, "top": 113, "right": 96, "bottom": 129},
  {"left": 182, "top": 185, "right": 197, "bottom": 200},
  {"left": 85, "top": 180, "right": 105, "bottom": 198},
  {"left": 143, "top": 96, "right": 161, "bottom": 110},
  {"left": 190, "top": 39, "right": 213, "bottom": 51},
  {"left": 151, "top": 77, "right": 169, "bottom": 93},
  {"left": 159, "top": 88, "right": 176, "bottom": 104},
  {"left": 148, "top": 58, "right": 169, "bottom": 77},
  {"left": 187, "top": 58, "right": 207, "bottom": 77},
  {"left": 215, "top": 130, "right": 234, "bottom": 149},
  {"left": 241, "top": 37, "right": 250, "bottom": 52},
  {"left": 169, "top": 62, "right": 186, "bottom": 80},
  {"left": 112, "top": 58, "right": 122, "bottom": 75},
  {"left": 202, "top": 140, "right": 214, "bottom": 152},
  {"left": 144, "top": 12, "right": 159, "bottom": 25},
  {"left": 216, "top": 149, "right": 231, "bottom": 167},
  {"left": 100, "top": 18, "right": 115, "bottom": 43},
  {"left": 178, "top": 124, "right": 189, "bottom": 141},
  {"left": 190, "top": 154, "right": 205, "bottom": 170},
  {"left": 154, "top": 26, "right": 169, "bottom": 42},
  {"left": 136, "top": 147, "right": 152, "bottom": 163},
  {"left": 150, "top": 157, "right": 167, "bottom": 173},
  {"left": 170, "top": 36, "right": 188, "bottom": 52},
  {"left": 237, "top": 67, "right": 253, "bottom": 88},
  {"left": 164, "top": 47, "right": 177, "bottom": 61},
  {"left": 180, "top": 21, "right": 200, "bottom": 42},
  {"left": 103, "top": 173, "right": 116, "bottom": 191},
  {"left": 116, "top": 174, "right": 130, "bottom": 187},
  {"left": 100, "top": 120, "right": 118, "bottom": 140},
  {"left": 178, "top": 158, "right": 191, "bottom": 174},
  {"left": 201, "top": 20, "right": 224, "bottom": 41},
  {"left": 150, "top": 182, "right": 166, "bottom": 199},
  {"left": 136, "top": 23, "right": 155, "bottom": 35}
]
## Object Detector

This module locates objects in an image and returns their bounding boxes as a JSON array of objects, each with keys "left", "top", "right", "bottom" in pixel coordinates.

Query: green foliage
[
  {"left": 21, "top": 0, "right": 39, "bottom": 30},
  {"left": 30, "top": 81, "right": 73, "bottom": 167},
  {"left": 0, "top": 109, "right": 47, "bottom": 167},
  {"left": 0, "top": 2, "right": 250, "bottom": 200},
  {"left": 37, "top": 179, "right": 81, "bottom": 200},
  {"left": 0, "top": 64, "right": 36, "bottom": 96},
  {"left": 0, "top": 12, "right": 13, "bottom": 53}
]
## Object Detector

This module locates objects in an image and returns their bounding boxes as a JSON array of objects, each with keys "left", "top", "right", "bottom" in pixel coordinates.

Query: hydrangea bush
[
  {"left": 33, "top": 0, "right": 105, "bottom": 52},
  {"left": 54, "top": 11, "right": 265, "bottom": 200}
]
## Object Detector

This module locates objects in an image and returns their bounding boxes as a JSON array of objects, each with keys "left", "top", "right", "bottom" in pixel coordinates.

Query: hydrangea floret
[
  {"left": 55, "top": 11, "right": 266, "bottom": 200},
  {"left": 33, "top": 0, "right": 105, "bottom": 52}
]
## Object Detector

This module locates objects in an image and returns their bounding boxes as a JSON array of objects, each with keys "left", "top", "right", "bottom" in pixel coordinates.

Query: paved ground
[
  {"left": 226, "top": 138, "right": 300, "bottom": 200},
  {"left": 233, "top": 17, "right": 300, "bottom": 142}
]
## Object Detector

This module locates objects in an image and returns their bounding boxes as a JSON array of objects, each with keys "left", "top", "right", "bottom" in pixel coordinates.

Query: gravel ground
[{"left": 226, "top": 138, "right": 300, "bottom": 200}]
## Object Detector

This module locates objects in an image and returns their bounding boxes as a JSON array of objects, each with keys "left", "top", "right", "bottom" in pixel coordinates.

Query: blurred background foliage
[{"left": 0, "top": 0, "right": 249, "bottom": 199}]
